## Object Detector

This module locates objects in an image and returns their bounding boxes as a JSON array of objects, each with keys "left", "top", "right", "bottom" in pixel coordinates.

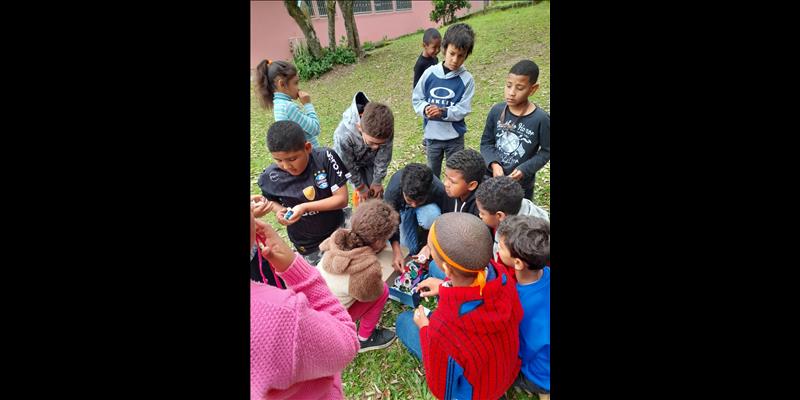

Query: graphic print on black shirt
[
  {"left": 496, "top": 106, "right": 538, "bottom": 170},
  {"left": 258, "top": 147, "right": 350, "bottom": 253}
]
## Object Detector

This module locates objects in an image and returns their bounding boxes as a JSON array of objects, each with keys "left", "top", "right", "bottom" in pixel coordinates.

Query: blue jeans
[
  {"left": 399, "top": 203, "right": 441, "bottom": 255},
  {"left": 426, "top": 136, "right": 465, "bottom": 179},
  {"left": 396, "top": 310, "right": 424, "bottom": 360},
  {"left": 427, "top": 259, "right": 447, "bottom": 280}
]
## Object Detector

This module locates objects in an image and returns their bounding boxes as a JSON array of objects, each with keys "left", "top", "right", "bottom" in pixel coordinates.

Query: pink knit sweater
[{"left": 250, "top": 254, "right": 359, "bottom": 399}]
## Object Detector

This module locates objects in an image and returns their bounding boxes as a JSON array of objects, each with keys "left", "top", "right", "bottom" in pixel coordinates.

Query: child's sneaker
[{"left": 358, "top": 327, "right": 396, "bottom": 353}]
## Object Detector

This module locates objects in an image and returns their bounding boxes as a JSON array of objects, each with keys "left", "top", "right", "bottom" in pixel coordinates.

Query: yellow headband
[{"left": 429, "top": 221, "right": 486, "bottom": 295}]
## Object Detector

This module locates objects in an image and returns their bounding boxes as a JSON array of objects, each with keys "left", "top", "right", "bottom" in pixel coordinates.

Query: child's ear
[
  {"left": 441, "top": 262, "right": 452, "bottom": 277},
  {"left": 514, "top": 258, "right": 527, "bottom": 271},
  {"left": 304, "top": 142, "right": 312, "bottom": 153},
  {"left": 496, "top": 211, "right": 507, "bottom": 221},
  {"left": 467, "top": 180, "right": 479, "bottom": 191},
  {"left": 529, "top": 82, "right": 540, "bottom": 96}
]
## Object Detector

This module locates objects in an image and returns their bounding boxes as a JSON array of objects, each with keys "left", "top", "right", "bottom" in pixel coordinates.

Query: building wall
[{"left": 251, "top": 0, "right": 487, "bottom": 68}]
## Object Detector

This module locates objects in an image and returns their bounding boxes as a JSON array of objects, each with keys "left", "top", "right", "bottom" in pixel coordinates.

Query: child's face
[
  {"left": 443, "top": 44, "right": 468, "bottom": 71},
  {"left": 504, "top": 73, "right": 539, "bottom": 107},
  {"left": 476, "top": 199, "right": 501, "bottom": 229},
  {"left": 270, "top": 143, "right": 312, "bottom": 176},
  {"left": 422, "top": 38, "right": 441, "bottom": 58},
  {"left": 498, "top": 236, "right": 523, "bottom": 271},
  {"left": 443, "top": 167, "right": 475, "bottom": 199},
  {"left": 277, "top": 74, "right": 301, "bottom": 100},
  {"left": 402, "top": 193, "right": 424, "bottom": 208},
  {"left": 357, "top": 123, "right": 390, "bottom": 151}
]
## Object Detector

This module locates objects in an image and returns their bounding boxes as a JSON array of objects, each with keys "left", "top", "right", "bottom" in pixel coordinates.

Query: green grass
[{"left": 252, "top": 3, "right": 549, "bottom": 398}]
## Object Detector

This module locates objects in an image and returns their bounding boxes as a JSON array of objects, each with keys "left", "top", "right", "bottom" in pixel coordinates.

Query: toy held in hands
[
  {"left": 388, "top": 256, "right": 430, "bottom": 308},
  {"left": 284, "top": 207, "right": 295, "bottom": 220}
]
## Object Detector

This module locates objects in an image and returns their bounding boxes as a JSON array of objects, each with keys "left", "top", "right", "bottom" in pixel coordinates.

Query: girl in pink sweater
[{"left": 250, "top": 210, "right": 359, "bottom": 399}]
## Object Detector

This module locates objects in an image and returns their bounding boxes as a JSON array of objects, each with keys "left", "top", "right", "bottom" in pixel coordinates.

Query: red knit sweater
[{"left": 419, "top": 260, "right": 523, "bottom": 400}]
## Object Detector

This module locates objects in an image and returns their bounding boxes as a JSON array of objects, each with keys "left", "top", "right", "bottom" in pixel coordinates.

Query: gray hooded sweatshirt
[{"left": 333, "top": 92, "right": 393, "bottom": 188}]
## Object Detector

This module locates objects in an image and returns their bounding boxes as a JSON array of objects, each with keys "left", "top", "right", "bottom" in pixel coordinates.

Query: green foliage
[
  {"left": 293, "top": 44, "right": 357, "bottom": 80},
  {"left": 430, "top": 0, "right": 471, "bottom": 25}
]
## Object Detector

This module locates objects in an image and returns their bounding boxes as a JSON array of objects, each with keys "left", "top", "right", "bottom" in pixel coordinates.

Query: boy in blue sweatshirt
[
  {"left": 412, "top": 23, "right": 476, "bottom": 179},
  {"left": 497, "top": 215, "right": 551, "bottom": 398}
]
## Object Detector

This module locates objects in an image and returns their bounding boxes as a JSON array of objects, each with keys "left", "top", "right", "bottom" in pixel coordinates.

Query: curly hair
[
  {"left": 497, "top": 215, "right": 550, "bottom": 270},
  {"left": 360, "top": 102, "right": 394, "bottom": 139},
  {"left": 335, "top": 200, "right": 399, "bottom": 250},
  {"left": 267, "top": 120, "right": 306, "bottom": 152},
  {"left": 476, "top": 176, "right": 524, "bottom": 214},
  {"left": 401, "top": 163, "right": 433, "bottom": 203},
  {"left": 445, "top": 148, "right": 486, "bottom": 185}
]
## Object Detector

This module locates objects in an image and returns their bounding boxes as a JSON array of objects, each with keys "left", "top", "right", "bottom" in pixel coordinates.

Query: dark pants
[
  {"left": 512, "top": 371, "right": 549, "bottom": 394},
  {"left": 522, "top": 173, "right": 536, "bottom": 200},
  {"left": 427, "top": 136, "right": 465, "bottom": 179}
]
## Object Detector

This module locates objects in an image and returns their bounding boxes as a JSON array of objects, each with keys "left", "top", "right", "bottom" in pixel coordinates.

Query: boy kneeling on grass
[{"left": 497, "top": 215, "right": 551, "bottom": 399}]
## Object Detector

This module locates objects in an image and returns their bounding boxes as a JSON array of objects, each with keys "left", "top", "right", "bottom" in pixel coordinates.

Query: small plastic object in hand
[{"left": 284, "top": 207, "right": 295, "bottom": 220}]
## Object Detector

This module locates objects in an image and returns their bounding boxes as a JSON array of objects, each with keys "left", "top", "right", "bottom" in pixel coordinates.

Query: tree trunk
[
  {"left": 337, "top": 0, "right": 363, "bottom": 58},
  {"left": 326, "top": 0, "right": 337, "bottom": 50},
  {"left": 283, "top": 0, "right": 323, "bottom": 59}
]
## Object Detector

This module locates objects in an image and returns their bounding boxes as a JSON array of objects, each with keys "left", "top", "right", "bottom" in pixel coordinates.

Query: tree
[
  {"left": 337, "top": 0, "right": 364, "bottom": 58},
  {"left": 429, "top": 0, "right": 471, "bottom": 26},
  {"left": 284, "top": 0, "right": 323, "bottom": 59},
  {"left": 326, "top": 0, "right": 337, "bottom": 50}
]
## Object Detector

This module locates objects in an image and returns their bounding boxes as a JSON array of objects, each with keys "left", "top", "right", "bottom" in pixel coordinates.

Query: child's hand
[
  {"left": 416, "top": 277, "right": 443, "bottom": 298},
  {"left": 356, "top": 184, "right": 370, "bottom": 203},
  {"left": 392, "top": 251, "right": 405, "bottom": 273},
  {"left": 413, "top": 305, "right": 430, "bottom": 328},
  {"left": 369, "top": 183, "right": 384, "bottom": 199},
  {"left": 425, "top": 105, "right": 441, "bottom": 118},
  {"left": 491, "top": 163, "right": 505, "bottom": 177},
  {"left": 298, "top": 91, "right": 311, "bottom": 104},
  {"left": 251, "top": 195, "right": 273, "bottom": 218},
  {"left": 509, "top": 169, "right": 524, "bottom": 181},
  {"left": 285, "top": 204, "right": 305, "bottom": 224},
  {"left": 276, "top": 206, "right": 300, "bottom": 226},
  {"left": 256, "top": 223, "right": 296, "bottom": 273},
  {"left": 413, "top": 245, "right": 431, "bottom": 264}
]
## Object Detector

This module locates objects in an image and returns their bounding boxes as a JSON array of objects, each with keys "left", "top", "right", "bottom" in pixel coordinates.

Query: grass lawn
[{"left": 251, "top": 2, "right": 549, "bottom": 398}]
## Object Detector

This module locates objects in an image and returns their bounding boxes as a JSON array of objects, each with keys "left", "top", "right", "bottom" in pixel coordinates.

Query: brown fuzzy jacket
[{"left": 318, "top": 229, "right": 384, "bottom": 308}]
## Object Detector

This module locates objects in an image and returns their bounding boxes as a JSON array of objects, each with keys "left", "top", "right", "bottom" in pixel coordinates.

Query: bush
[
  {"left": 430, "top": 0, "right": 470, "bottom": 25},
  {"left": 293, "top": 44, "right": 357, "bottom": 81}
]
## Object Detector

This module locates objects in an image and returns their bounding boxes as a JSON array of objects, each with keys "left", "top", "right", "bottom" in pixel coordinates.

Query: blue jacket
[
  {"left": 517, "top": 266, "right": 550, "bottom": 391},
  {"left": 273, "top": 92, "right": 321, "bottom": 147},
  {"left": 412, "top": 63, "right": 475, "bottom": 141}
]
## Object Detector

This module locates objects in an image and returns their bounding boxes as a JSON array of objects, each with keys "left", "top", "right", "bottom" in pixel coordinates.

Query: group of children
[{"left": 251, "top": 22, "right": 550, "bottom": 400}]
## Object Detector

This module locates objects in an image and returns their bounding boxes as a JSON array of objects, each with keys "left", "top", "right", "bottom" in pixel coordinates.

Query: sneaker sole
[{"left": 358, "top": 335, "right": 397, "bottom": 353}]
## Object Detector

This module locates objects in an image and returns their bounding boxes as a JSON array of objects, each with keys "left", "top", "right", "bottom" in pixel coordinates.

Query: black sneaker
[{"left": 358, "top": 327, "right": 396, "bottom": 353}]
